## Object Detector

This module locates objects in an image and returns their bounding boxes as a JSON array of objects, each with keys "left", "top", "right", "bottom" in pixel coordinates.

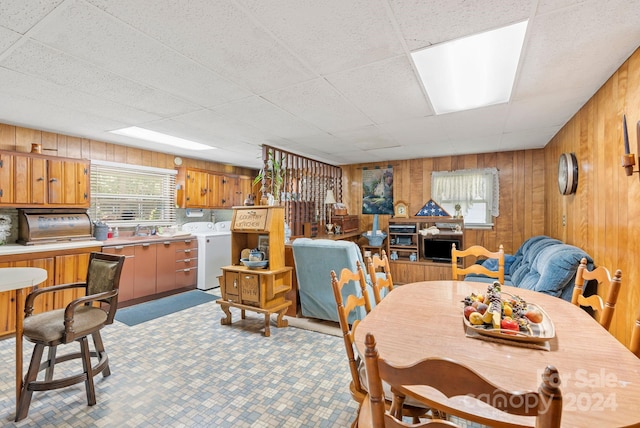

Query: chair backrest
[
  {"left": 631, "top": 306, "right": 640, "bottom": 358},
  {"left": 366, "top": 250, "right": 394, "bottom": 304},
  {"left": 331, "top": 261, "right": 371, "bottom": 403},
  {"left": 86, "top": 252, "right": 125, "bottom": 324},
  {"left": 362, "top": 332, "right": 562, "bottom": 428},
  {"left": 451, "top": 244, "right": 505, "bottom": 284},
  {"left": 571, "top": 257, "right": 622, "bottom": 331}
]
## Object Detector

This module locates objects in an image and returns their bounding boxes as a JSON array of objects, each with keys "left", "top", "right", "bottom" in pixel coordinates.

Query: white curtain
[{"left": 431, "top": 168, "right": 499, "bottom": 217}]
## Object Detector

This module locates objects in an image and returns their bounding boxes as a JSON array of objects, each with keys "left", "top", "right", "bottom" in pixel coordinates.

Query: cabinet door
[
  {"left": 0, "top": 153, "right": 13, "bottom": 203},
  {"left": 102, "top": 245, "right": 135, "bottom": 302},
  {"left": 237, "top": 176, "right": 253, "bottom": 207},
  {"left": 48, "top": 159, "right": 90, "bottom": 206},
  {"left": 156, "top": 241, "right": 177, "bottom": 293},
  {"left": 0, "top": 257, "right": 55, "bottom": 337},
  {"left": 133, "top": 243, "right": 157, "bottom": 298},
  {"left": 221, "top": 175, "right": 236, "bottom": 207},
  {"left": 185, "top": 169, "right": 207, "bottom": 207},
  {"left": 54, "top": 253, "right": 90, "bottom": 309},
  {"left": 207, "top": 173, "right": 222, "bottom": 207},
  {"left": 14, "top": 155, "right": 46, "bottom": 205}
]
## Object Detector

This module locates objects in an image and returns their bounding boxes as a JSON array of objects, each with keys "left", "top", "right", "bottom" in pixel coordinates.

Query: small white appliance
[{"left": 181, "top": 221, "right": 232, "bottom": 290}]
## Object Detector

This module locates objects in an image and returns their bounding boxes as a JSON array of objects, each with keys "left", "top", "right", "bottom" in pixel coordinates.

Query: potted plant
[{"left": 253, "top": 151, "right": 285, "bottom": 205}]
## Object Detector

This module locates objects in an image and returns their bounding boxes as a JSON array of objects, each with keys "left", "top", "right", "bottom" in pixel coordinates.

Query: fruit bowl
[
  {"left": 240, "top": 258, "right": 269, "bottom": 269},
  {"left": 462, "top": 283, "right": 556, "bottom": 342}
]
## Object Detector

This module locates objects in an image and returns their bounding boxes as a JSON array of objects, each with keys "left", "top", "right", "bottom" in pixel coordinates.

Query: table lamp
[{"left": 324, "top": 189, "right": 336, "bottom": 233}]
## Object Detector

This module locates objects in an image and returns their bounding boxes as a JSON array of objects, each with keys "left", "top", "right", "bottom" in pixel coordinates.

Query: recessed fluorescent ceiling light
[
  {"left": 110, "top": 126, "right": 214, "bottom": 151},
  {"left": 411, "top": 20, "right": 528, "bottom": 115}
]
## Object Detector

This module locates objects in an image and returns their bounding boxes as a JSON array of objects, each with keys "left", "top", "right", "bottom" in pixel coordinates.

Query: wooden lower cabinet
[
  {"left": 0, "top": 247, "right": 99, "bottom": 338},
  {"left": 102, "top": 245, "right": 135, "bottom": 301},
  {"left": 390, "top": 261, "right": 452, "bottom": 284},
  {"left": 103, "top": 237, "right": 198, "bottom": 306},
  {"left": 133, "top": 243, "right": 157, "bottom": 298}
]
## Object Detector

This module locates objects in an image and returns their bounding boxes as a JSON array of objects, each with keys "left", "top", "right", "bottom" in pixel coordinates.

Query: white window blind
[
  {"left": 431, "top": 168, "right": 499, "bottom": 228},
  {"left": 90, "top": 160, "right": 177, "bottom": 227}
]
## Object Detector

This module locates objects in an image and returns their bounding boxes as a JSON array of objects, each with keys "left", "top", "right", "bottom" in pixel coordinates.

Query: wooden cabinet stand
[{"left": 218, "top": 206, "right": 292, "bottom": 336}]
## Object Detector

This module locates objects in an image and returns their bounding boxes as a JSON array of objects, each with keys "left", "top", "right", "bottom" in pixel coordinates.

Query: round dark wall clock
[{"left": 557, "top": 152, "right": 578, "bottom": 195}]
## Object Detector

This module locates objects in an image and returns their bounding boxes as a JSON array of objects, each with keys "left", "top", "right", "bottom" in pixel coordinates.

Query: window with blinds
[{"left": 89, "top": 160, "right": 177, "bottom": 227}]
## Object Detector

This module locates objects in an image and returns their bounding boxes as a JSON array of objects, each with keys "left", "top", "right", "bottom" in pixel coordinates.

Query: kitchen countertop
[
  {"left": 0, "top": 240, "right": 105, "bottom": 256},
  {"left": 0, "top": 233, "right": 195, "bottom": 256}
]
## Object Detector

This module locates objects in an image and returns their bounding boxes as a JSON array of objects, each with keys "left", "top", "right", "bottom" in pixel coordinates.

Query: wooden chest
[{"left": 332, "top": 215, "right": 359, "bottom": 233}]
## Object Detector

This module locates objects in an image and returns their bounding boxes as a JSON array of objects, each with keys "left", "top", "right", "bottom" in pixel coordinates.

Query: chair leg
[
  {"left": 92, "top": 331, "right": 110, "bottom": 377},
  {"left": 15, "top": 343, "right": 45, "bottom": 422},
  {"left": 79, "top": 337, "right": 96, "bottom": 406},
  {"left": 44, "top": 346, "right": 57, "bottom": 382}
]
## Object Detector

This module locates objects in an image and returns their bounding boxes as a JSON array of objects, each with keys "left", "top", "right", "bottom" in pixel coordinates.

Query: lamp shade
[{"left": 324, "top": 189, "right": 336, "bottom": 204}]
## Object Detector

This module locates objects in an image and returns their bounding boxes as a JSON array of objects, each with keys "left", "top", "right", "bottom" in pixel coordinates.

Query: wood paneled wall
[
  {"left": 0, "top": 124, "right": 255, "bottom": 176},
  {"left": 544, "top": 47, "right": 640, "bottom": 347},
  {"left": 342, "top": 149, "right": 546, "bottom": 256}
]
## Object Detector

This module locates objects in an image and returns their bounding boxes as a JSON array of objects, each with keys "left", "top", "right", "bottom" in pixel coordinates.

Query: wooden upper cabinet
[
  {"left": 207, "top": 173, "right": 223, "bottom": 207},
  {"left": 47, "top": 158, "right": 89, "bottom": 206},
  {"left": 185, "top": 168, "right": 208, "bottom": 207},
  {"left": 1, "top": 150, "right": 89, "bottom": 208},
  {"left": 0, "top": 153, "right": 14, "bottom": 203},
  {"left": 177, "top": 166, "right": 258, "bottom": 209}
]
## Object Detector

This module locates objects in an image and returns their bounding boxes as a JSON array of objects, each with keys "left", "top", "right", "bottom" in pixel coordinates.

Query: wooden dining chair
[
  {"left": 331, "top": 263, "right": 429, "bottom": 427},
  {"left": 571, "top": 257, "right": 622, "bottom": 331},
  {"left": 16, "top": 253, "right": 125, "bottom": 421},
  {"left": 359, "top": 332, "right": 563, "bottom": 428},
  {"left": 366, "top": 250, "right": 394, "bottom": 304},
  {"left": 451, "top": 244, "right": 505, "bottom": 284},
  {"left": 630, "top": 305, "right": 640, "bottom": 358}
]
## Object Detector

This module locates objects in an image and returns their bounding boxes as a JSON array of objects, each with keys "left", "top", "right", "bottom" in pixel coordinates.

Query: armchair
[{"left": 292, "top": 238, "right": 376, "bottom": 323}]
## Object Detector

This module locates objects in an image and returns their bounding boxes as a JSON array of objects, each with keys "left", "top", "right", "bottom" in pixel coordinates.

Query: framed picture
[
  {"left": 258, "top": 235, "right": 269, "bottom": 256},
  {"left": 362, "top": 167, "right": 394, "bottom": 215}
]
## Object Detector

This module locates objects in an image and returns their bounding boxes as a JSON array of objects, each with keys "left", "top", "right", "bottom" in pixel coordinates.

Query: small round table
[{"left": 0, "top": 267, "right": 48, "bottom": 403}]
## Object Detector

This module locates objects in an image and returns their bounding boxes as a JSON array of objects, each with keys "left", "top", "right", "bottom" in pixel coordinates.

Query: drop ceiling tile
[
  {"left": 438, "top": 105, "right": 509, "bottom": 141},
  {"left": 378, "top": 116, "right": 449, "bottom": 146},
  {"left": 0, "top": 0, "right": 64, "bottom": 34},
  {"left": 29, "top": 0, "right": 250, "bottom": 107},
  {"left": 506, "top": 91, "right": 587, "bottom": 132},
  {"left": 333, "top": 125, "right": 398, "bottom": 151},
  {"left": 86, "top": 0, "right": 315, "bottom": 93},
  {"left": 0, "top": 39, "right": 200, "bottom": 117},
  {"left": 516, "top": 0, "right": 640, "bottom": 99},
  {"left": 451, "top": 135, "right": 504, "bottom": 155},
  {"left": 499, "top": 127, "right": 560, "bottom": 151},
  {"left": 209, "top": 96, "right": 324, "bottom": 139},
  {"left": 237, "top": 0, "right": 403, "bottom": 75},
  {"left": 263, "top": 78, "right": 374, "bottom": 133},
  {"left": 327, "top": 55, "right": 433, "bottom": 124},
  {"left": 389, "top": 0, "right": 534, "bottom": 51},
  {"left": 0, "top": 27, "right": 21, "bottom": 53}
]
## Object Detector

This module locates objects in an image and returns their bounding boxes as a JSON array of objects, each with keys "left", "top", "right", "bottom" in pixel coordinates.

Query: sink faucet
[{"left": 135, "top": 224, "right": 143, "bottom": 236}]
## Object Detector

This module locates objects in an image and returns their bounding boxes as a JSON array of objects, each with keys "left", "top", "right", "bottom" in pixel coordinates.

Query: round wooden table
[
  {"left": 0, "top": 267, "right": 48, "bottom": 403},
  {"left": 354, "top": 281, "right": 640, "bottom": 427}
]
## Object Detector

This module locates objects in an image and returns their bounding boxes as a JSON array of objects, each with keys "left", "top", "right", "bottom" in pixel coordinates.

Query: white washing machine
[{"left": 181, "top": 221, "right": 232, "bottom": 290}]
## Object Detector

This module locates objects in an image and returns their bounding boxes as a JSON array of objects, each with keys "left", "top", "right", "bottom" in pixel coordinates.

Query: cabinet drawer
[
  {"left": 176, "top": 247, "right": 197, "bottom": 260},
  {"left": 176, "top": 257, "right": 197, "bottom": 269},
  {"left": 223, "top": 271, "right": 241, "bottom": 302},
  {"left": 173, "top": 238, "right": 197, "bottom": 249},
  {"left": 239, "top": 273, "right": 260, "bottom": 305},
  {"left": 176, "top": 266, "right": 197, "bottom": 288},
  {"left": 333, "top": 215, "right": 359, "bottom": 232}
]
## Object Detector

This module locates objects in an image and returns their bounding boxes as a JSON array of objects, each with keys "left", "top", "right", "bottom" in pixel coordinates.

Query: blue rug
[{"left": 115, "top": 290, "right": 219, "bottom": 326}]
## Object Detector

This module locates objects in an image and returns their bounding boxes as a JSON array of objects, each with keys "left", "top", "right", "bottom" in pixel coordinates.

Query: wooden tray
[{"left": 463, "top": 295, "right": 555, "bottom": 343}]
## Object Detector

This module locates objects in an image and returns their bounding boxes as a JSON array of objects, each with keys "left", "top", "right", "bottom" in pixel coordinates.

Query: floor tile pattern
[{"left": 1, "top": 300, "right": 358, "bottom": 427}]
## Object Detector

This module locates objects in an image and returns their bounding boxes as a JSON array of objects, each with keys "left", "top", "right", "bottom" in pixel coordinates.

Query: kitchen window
[
  {"left": 431, "top": 168, "right": 499, "bottom": 229},
  {"left": 89, "top": 160, "right": 177, "bottom": 226}
]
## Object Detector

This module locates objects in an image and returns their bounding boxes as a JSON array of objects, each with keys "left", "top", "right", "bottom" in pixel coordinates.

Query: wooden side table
[{"left": 361, "top": 244, "right": 384, "bottom": 259}]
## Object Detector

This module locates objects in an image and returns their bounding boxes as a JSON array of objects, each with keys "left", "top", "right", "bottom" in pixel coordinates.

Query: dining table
[
  {"left": 0, "top": 267, "right": 48, "bottom": 403},
  {"left": 354, "top": 280, "right": 640, "bottom": 428}
]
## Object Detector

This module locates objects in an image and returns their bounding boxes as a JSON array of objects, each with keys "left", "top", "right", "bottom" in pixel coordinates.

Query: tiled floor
[
  {"left": 0, "top": 291, "right": 485, "bottom": 427},
  {"left": 1, "top": 295, "right": 359, "bottom": 427}
]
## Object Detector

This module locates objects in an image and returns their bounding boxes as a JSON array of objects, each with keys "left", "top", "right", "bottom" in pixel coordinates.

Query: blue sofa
[
  {"left": 465, "top": 235, "right": 594, "bottom": 302},
  {"left": 292, "top": 238, "right": 378, "bottom": 323}
]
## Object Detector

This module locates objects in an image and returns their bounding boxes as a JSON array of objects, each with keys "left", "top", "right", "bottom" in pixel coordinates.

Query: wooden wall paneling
[
  {"left": 0, "top": 124, "right": 16, "bottom": 151},
  {"left": 81, "top": 137, "right": 91, "bottom": 159},
  {"left": 141, "top": 148, "right": 153, "bottom": 167},
  {"left": 15, "top": 126, "right": 41, "bottom": 152},
  {"left": 113, "top": 144, "right": 127, "bottom": 163},
  {"left": 126, "top": 147, "right": 142, "bottom": 165},
  {"left": 41, "top": 132, "right": 58, "bottom": 155},
  {"left": 66, "top": 136, "right": 83, "bottom": 159},
  {"left": 90, "top": 139, "right": 107, "bottom": 161}
]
